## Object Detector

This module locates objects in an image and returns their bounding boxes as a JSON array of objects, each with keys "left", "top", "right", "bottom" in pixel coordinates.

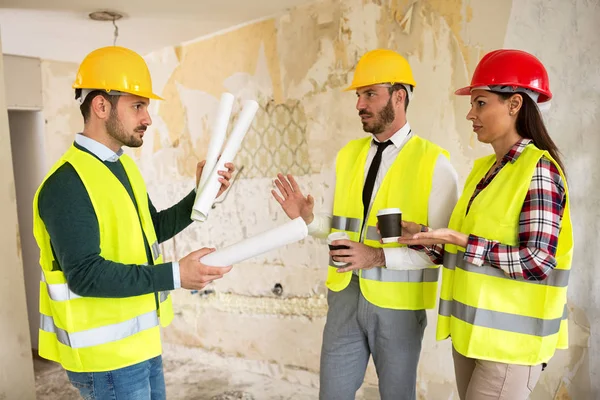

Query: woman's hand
[
  {"left": 397, "top": 228, "right": 469, "bottom": 248},
  {"left": 377, "top": 220, "right": 422, "bottom": 243}
]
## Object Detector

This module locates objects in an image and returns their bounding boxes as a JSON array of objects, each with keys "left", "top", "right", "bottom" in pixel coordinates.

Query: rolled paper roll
[
  {"left": 191, "top": 93, "right": 234, "bottom": 221},
  {"left": 201, "top": 217, "right": 308, "bottom": 266},
  {"left": 191, "top": 99, "right": 259, "bottom": 222},
  {"left": 199, "top": 93, "right": 234, "bottom": 192}
]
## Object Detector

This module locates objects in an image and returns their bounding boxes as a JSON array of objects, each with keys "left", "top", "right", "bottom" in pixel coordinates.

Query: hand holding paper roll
[
  {"left": 178, "top": 247, "right": 233, "bottom": 290},
  {"left": 191, "top": 96, "right": 259, "bottom": 222},
  {"left": 194, "top": 160, "right": 235, "bottom": 200}
]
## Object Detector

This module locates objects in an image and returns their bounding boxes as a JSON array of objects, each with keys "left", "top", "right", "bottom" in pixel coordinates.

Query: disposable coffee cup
[
  {"left": 327, "top": 231, "right": 350, "bottom": 267},
  {"left": 377, "top": 208, "right": 402, "bottom": 244}
]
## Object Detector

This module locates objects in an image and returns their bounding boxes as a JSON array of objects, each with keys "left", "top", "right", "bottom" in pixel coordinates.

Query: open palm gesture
[{"left": 271, "top": 173, "right": 315, "bottom": 224}]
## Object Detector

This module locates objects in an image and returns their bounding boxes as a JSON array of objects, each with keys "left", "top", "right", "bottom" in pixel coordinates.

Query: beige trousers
[{"left": 452, "top": 347, "right": 543, "bottom": 400}]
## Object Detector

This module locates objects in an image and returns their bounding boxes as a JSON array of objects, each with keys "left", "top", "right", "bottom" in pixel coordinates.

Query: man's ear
[
  {"left": 90, "top": 95, "right": 111, "bottom": 120},
  {"left": 395, "top": 89, "right": 406, "bottom": 108}
]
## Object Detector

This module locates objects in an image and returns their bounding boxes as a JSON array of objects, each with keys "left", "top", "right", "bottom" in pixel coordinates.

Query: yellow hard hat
[
  {"left": 73, "top": 46, "right": 163, "bottom": 100},
  {"left": 345, "top": 49, "right": 416, "bottom": 91}
]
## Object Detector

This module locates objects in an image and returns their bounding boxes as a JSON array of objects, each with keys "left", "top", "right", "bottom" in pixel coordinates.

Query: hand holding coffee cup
[
  {"left": 327, "top": 232, "right": 350, "bottom": 267},
  {"left": 377, "top": 208, "right": 402, "bottom": 244}
]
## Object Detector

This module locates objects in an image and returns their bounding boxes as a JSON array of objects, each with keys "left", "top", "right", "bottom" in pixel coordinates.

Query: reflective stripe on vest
[
  {"left": 331, "top": 216, "right": 361, "bottom": 233},
  {"left": 41, "top": 273, "right": 81, "bottom": 301},
  {"left": 42, "top": 273, "right": 170, "bottom": 303},
  {"left": 439, "top": 299, "right": 568, "bottom": 337},
  {"left": 365, "top": 226, "right": 380, "bottom": 242},
  {"left": 362, "top": 267, "right": 440, "bottom": 283},
  {"left": 40, "top": 310, "right": 159, "bottom": 349},
  {"left": 444, "top": 251, "right": 570, "bottom": 288},
  {"left": 160, "top": 291, "right": 170, "bottom": 303},
  {"left": 332, "top": 216, "right": 380, "bottom": 242},
  {"left": 151, "top": 241, "right": 161, "bottom": 260}
]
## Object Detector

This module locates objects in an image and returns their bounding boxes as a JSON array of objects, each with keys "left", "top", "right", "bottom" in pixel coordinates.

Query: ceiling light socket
[{"left": 88, "top": 10, "right": 124, "bottom": 21}]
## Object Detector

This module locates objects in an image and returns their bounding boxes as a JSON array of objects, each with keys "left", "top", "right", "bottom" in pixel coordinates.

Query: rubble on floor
[{"left": 33, "top": 343, "right": 380, "bottom": 399}]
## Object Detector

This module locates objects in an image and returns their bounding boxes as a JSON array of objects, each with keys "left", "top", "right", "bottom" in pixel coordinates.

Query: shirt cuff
[
  {"left": 172, "top": 261, "right": 181, "bottom": 289},
  {"left": 408, "top": 244, "right": 444, "bottom": 265},
  {"left": 382, "top": 248, "right": 392, "bottom": 268},
  {"left": 307, "top": 217, "right": 321, "bottom": 235},
  {"left": 382, "top": 247, "right": 435, "bottom": 270},
  {"left": 464, "top": 234, "right": 494, "bottom": 267}
]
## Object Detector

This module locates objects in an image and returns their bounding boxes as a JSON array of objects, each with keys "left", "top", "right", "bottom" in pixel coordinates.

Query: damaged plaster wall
[
  {"left": 40, "top": 60, "right": 81, "bottom": 168},
  {"left": 0, "top": 37, "right": 37, "bottom": 399},
  {"left": 34, "top": 0, "right": 599, "bottom": 398}
]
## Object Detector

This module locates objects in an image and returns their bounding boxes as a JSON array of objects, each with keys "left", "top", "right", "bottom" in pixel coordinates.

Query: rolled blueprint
[
  {"left": 191, "top": 99, "right": 259, "bottom": 222},
  {"left": 201, "top": 217, "right": 308, "bottom": 266},
  {"left": 191, "top": 93, "right": 234, "bottom": 222},
  {"left": 198, "top": 93, "right": 234, "bottom": 192}
]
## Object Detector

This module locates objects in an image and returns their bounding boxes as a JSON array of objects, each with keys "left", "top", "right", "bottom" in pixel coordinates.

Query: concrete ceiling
[{"left": 0, "top": 0, "right": 312, "bottom": 62}]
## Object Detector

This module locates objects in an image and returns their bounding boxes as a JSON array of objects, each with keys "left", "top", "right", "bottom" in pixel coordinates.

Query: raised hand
[{"left": 271, "top": 173, "right": 315, "bottom": 224}]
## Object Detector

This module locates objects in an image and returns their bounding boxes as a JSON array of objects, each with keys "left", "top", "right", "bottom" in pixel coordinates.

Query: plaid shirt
[{"left": 418, "top": 139, "right": 566, "bottom": 281}]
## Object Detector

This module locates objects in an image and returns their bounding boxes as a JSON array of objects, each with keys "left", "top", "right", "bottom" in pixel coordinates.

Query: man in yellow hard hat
[
  {"left": 32, "top": 46, "right": 234, "bottom": 399},
  {"left": 271, "top": 49, "right": 459, "bottom": 399}
]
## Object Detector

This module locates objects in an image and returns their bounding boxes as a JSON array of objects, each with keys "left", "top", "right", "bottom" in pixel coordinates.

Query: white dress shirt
[
  {"left": 307, "top": 122, "right": 459, "bottom": 270},
  {"left": 74, "top": 133, "right": 181, "bottom": 288}
]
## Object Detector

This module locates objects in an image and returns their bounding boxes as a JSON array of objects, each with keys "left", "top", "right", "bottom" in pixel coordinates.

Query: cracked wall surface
[
  {"left": 36, "top": 0, "right": 599, "bottom": 398},
  {"left": 0, "top": 41, "right": 37, "bottom": 400}
]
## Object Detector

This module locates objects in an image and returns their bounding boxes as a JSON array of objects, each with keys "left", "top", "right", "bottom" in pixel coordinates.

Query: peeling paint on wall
[{"left": 40, "top": 60, "right": 81, "bottom": 167}]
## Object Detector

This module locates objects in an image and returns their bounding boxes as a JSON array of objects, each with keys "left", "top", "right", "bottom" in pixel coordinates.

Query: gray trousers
[{"left": 319, "top": 275, "right": 427, "bottom": 400}]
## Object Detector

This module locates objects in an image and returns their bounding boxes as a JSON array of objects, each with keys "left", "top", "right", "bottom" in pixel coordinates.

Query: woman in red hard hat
[{"left": 399, "top": 49, "right": 573, "bottom": 399}]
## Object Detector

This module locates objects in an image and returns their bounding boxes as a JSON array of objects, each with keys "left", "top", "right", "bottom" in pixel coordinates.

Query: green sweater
[{"left": 38, "top": 143, "right": 195, "bottom": 298}]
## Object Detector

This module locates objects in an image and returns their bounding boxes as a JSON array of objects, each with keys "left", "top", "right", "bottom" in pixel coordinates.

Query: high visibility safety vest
[
  {"left": 437, "top": 144, "right": 572, "bottom": 365},
  {"left": 327, "top": 135, "right": 449, "bottom": 310},
  {"left": 33, "top": 145, "right": 174, "bottom": 372}
]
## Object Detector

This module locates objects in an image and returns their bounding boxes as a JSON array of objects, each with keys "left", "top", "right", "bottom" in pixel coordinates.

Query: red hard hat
[{"left": 455, "top": 49, "right": 552, "bottom": 103}]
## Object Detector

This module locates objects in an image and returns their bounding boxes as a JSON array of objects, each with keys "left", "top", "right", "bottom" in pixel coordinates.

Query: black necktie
[{"left": 362, "top": 140, "right": 392, "bottom": 225}]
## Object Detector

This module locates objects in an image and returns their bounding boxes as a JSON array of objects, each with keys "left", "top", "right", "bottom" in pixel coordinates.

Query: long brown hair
[{"left": 496, "top": 92, "right": 565, "bottom": 173}]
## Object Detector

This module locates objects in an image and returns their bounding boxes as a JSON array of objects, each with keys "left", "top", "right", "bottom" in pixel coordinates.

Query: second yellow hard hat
[{"left": 345, "top": 49, "right": 416, "bottom": 91}]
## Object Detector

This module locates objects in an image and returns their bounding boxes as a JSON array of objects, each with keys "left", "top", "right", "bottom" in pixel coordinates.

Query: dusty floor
[{"left": 34, "top": 343, "right": 380, "bottom": 399}]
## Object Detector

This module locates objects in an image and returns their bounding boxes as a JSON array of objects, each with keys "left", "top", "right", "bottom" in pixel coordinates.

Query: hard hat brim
[
  {"left": 139, "top": 91, "right": 164, "bottom": 101},
  {"left": 454, "top": 84, "right": 552, "bottom": 102},
  {"left": 344, "top": 80, "right": 417, "bottom": 92},
  {"left": 72, "top": 86, "right": 164, "bottom": 101},
  {"left": 454, "top": 86, "right": 472, "bottom": 96}
]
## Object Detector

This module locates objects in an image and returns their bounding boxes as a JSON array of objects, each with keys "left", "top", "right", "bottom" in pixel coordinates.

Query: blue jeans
[{"left": 66, "top": 356, "right": 166, "bottom": 400}]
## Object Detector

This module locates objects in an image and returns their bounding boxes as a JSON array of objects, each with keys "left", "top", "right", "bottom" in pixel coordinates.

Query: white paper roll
[
  {"left": 201, "top": 217, "right": 308, "bottom": 267},
  {"left": 198, "top": 93, "right": 234, "bottom": 192},
  {"left": 191, "top": 99, "right": 259, "bottom": 222}
]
